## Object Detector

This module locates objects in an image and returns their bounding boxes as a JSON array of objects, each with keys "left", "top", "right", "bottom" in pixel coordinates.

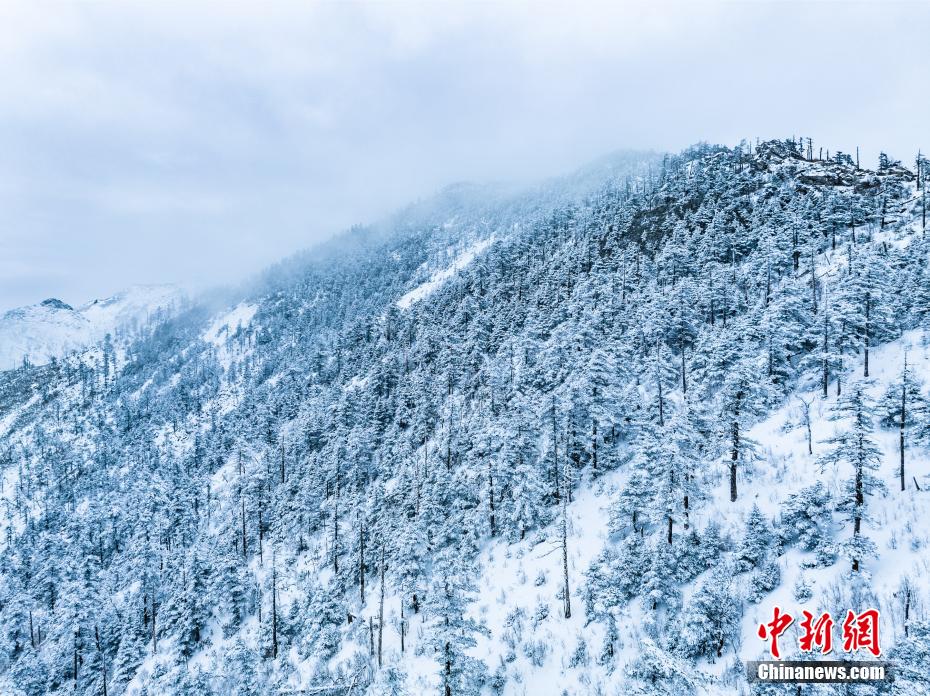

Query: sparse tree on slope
[
  {"left": 817, "top": 381, "right": 886, "bottom": 572},
  {"left": 878, "top": 354, "right": 927, "bottom": 491},
  {"left": 424, "top": 553, "right": 489, "bottom": 696}
]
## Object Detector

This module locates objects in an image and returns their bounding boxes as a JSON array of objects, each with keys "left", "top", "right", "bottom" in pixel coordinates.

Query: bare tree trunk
[
  {"left": 378, "top": 546, "right": 385, "bottom": 668},
  {"left": 657, "top": 341, "right": 664, "bottom": 427},
  {"left": 359, "top": 514, "right": 365, "bottom": 602},
  {"left": 95, "top": 625, "right": 108, "bottom": 696},
  {"left": 444, "top": 641, "right": 452, "bottom": 696},
  {"left": 864, "top": 290, "right": 871, "bottom": 377},
  {"left": 709, "top": 267, "right": 715, "bottom": 325},
  {"left": 901, "top": 360, "right": 907, "bottom": 492},
  {"left": 822, "top": 286, "right": 830, "bottom": 398},
  {"left": 258, "top": 508, "right": 264, "bottom": 563},
  {"left": 550, "top": 399, "right": 558, "bottom": 492},
  {"left": 332, "top": 493, "right": 339, "bottom": 574},
  {"left": 680, "top": 337, "right": 687, "bottom": 394},
  {"left": 730, "top": 416, "right": 740, "bottom": 503},
  {"left": 152, "top": 595, "right": 157, "bottom": 655},
  {"left": 241, "top": 494, "right": 247, "bottom": 560},
  {"left": 591, "top": 418, "right": 599, "bottom": 471},
  {"left": 400, "top": 600, "right": 405, "bottom": 654},
  {"left": 272, "top": 552, "right": 278, "bottom": 659},
  {"left": 837, "top": 329, "right": 844, "bottom": 397},
  {"left": 487, "top": 455, "right": 496, "bottom": 536},
  {"left": 561, "top": 458, "right": 571, "bottom": 619},
  {"left": 621, "top": 248, "right": 627, "bottom": 308},
  {"left": 810, "top": 237, "right": 817, "bottom": 313},
  {"left": 765, "top": 255, "right": 771, "bottom": 305},
  {"left": 853, "top": 463, "right": 863, "bottom": 572},
  {"left": 445, "top": 409, "right": 453, "bottom": 470}
]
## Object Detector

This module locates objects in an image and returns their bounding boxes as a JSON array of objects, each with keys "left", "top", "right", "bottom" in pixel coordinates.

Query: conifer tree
[
  {"left": 736, "top": 504, "right": 773, "bottom": 571},
  {"left": 424, "top": 553, "right": 489, "bottom": 696},
  {"left": 878, "top": 355, "right": 927, "bottom": 491},
  {"left": 678, "top": 563, "right": 741, "bottom": 659},
  {"left": 817, "top": 381, "right": 886, "bottom": 571}
]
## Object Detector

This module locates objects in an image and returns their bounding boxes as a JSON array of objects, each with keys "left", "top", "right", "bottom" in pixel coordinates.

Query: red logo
[
  {"left": 757, "top": 606, "right": 793, "bottom": 659},
  {"left": 757, "top": 608, "right": 881, "bottom": 659},
  {"left": 798, "top": 611, "right": 834, "bottom": 654},
  {"left": 841, "top": 609, "right": 881, "bottom": 657}
]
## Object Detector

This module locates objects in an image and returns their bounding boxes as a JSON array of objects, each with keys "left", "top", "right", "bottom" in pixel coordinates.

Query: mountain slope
[{"left": 0, "top": 142, "right": 928, "bottom": 696}]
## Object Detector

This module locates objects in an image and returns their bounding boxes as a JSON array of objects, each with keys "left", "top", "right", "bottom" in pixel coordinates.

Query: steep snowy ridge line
[{"left": 397, "top": 236, "right": 496, "bottom": 309}]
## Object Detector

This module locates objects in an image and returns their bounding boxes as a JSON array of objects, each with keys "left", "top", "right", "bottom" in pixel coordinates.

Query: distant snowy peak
[
  {"left": 39, "top": 298, "right": 74, "bottom": 311},
  {"left": 0, "top": 284, "right": 183, "bottom": 371},
  {"left": 0, "top": 301, "right": 93, "bottom": 371}
]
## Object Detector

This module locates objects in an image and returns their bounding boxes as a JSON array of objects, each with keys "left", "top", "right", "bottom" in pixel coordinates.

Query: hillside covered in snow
[
  {"left": 0, "top": 285, "right": 183, "bottom": 371},
  {"left": 0, "top": 141, "right": 929, "bottom": 695}
]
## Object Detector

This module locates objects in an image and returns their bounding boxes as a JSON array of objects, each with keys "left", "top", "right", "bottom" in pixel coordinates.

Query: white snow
[
  {"left": 397, "top": 237, "right": 495, "bottom": 309},
  {"left": 203, "top": 303, "right": 258, "bottom": 348},
  {"left": 338, "top": 329, "right": 930, "bottom": 694},
  {"left": 0, "top": 393, "right": 38, "bottom": 441},
  {"left": 78, "top": 283, "right": 181, "bottom": 331},
  {"left": 730, "top": 329, "right": 930, "bottom": 669},
  {"left": 0, "top": 284, "right": 183, "bottom": 371}
]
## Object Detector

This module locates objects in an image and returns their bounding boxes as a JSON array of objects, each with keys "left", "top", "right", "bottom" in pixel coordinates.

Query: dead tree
[
  {"left": 561, "top": 450, "right": 572, "bottom": 619},
  {"left": 378, "top": 546, "right": 385, "bottom": 668},
  {"left": 272, "top": 550, "right": 279, "bottom": 659},
  {"left": 358, "top": 513, "right": 365, "bottom": 602},
  {"left": 241, "top": 491, "right": 247, "bottom": 560},
  {"left": 899, "top": 354, "right": 909, "bottom": 492},
  {"left": 400, "top": 600, "right": 405, "bottom": 654},
  {"left": 95, "top": 625, "right": 108, "bottom": 696}
]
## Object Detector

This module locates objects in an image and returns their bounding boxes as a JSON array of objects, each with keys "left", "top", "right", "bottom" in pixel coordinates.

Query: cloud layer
[{"left": 1, "top": 1, "right": 926, "bottom": 311}]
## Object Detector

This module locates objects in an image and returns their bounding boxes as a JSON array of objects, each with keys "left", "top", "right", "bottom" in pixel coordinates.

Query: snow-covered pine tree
[
  {"left": 423, "top": 552, "right": 489, "bottom": 696},
  {"left": 677, "top": 562, "right": 742, "bottom": 659},
  {"left": 878, "top": 354, "right": 927, "bottom": 490},
  {"left": 817, "top": 381, "right": 887, "bottom": 572},
  {"left": 889, "top": 620, "right": 930, "bottom": 694},
  {"left": 777, "top": 481, "right": 834, "bottom": 561},
  {"left": 736, "top": 504, "right": 773, "bottom": 572}
]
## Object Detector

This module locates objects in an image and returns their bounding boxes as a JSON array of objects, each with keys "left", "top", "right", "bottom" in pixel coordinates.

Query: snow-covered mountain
[
  {"left": 1, "top": 142, "right": 929, "bottom": 696},
  {"left": 0, "top": 284, "right": 183, "bottom": 371}
]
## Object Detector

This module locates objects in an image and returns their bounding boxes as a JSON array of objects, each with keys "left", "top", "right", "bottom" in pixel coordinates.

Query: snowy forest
[{"left": 1, "top": 139, "right": 930, "bottom": 695}]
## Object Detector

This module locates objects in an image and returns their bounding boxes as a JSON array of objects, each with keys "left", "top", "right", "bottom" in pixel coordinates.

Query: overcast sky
[{"left": 0, "top": 1, "right": 927, "bottom": 312}]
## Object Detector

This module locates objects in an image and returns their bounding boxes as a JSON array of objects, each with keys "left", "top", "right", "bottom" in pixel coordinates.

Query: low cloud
[{"left": 0, "top": 0, "right": 926, "bottom": 310}]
